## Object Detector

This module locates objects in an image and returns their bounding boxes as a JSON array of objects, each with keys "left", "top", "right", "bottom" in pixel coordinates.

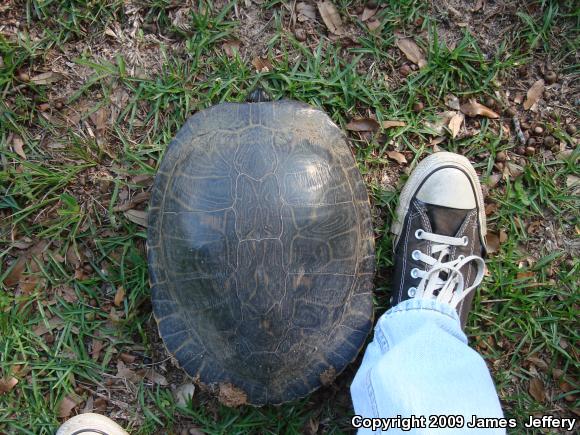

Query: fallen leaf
[
  {"left": 3, "top": 257, "right": 27, "bottom": 287},
  {"left": 386, "top": 151, "right": 407, "bottom": 165},
  {"left": 90, "top": 107, "right": 109, "bottom": 135},
  {"left": 142, "top": 368, "right": 168, "bottom": 386},
  {"left": 29, "top": 71, "right": 63, "bottom": 85},
  {"left": 0, "top": 377, "right": 18, "bottom": 394},
  {"left": 499, "top": 229, "right": 508, "bottom": 243},
  {"left": 317, "top": 1, "right": 344, "bottom": 35},
  {"left": 66, "top": 245, "right": 83, "bottom": 269},
  {"left": 58, "top": 393, "right": 83, "bottom": 418},
  {"left": 114, "top": 286, "right": 126, "bottom": 307},
  {"left": 460, "top": 100, "right": 499, "bottom": 118},
  {"left": 444, "top": 94, "right": 461, "bottom": 110},
  {"left": 516, "top": 271, "right": 535, "bottom": 279},
  {"left": 112, "top": 191, "right": 150, "bottom": 212},
  {"left": 505, "top": 161, "right": 524, "bottom": 178},
  {"left": 174, "top": 383, "right": 196, "bottom": 406},
  {"left": 222, "top": 40, "right": 241, "bottom": 57},
  {"left": 395, "top": 37, "right": 427, "bottom": 68},
  {"left": 33, "top": 317, "right": 65, "bottom": 336},
  {"left": 526, "top": 356, "right": 548, "bottom": 371},
  {"left": 346, "top": 118, "right": 380, "bottom": 132},
  {"left": 124, "top": 210, "right": 148, "bottom": 227},
  {"left": 566, "top": 175, "right": 580, "bottom": 194},
  {"left": 486, "top": 232, "right": 500, "bottom": 253},
  {"left": 12, "top": 136, "right": 26, "bottom": 159},
  {"left": 366, "top": 18, "right": 381, "bottom": 32},
  {"left": 523, "top": 79, "right": 544, "bottom": 110},
  {"left": 119, "top": 352, "right": 136, "bottom": 364},
  {"left": 296, "top": 2, "right": 317, "bottom": 21},
  {"left": 361, "top": 6, "right": 377, "bottom": 21},
  {"left": 381, "top": 120, "right": 406, "bottom": 129},
  {"left": 487, "top": 174, "right": 502, "bottom": 188},
  {"left": 447, "top": 112, "right": 464, "bottom": 138},
  {"left": 529, "top": 377, "right": 545, "bottom": 402},
  {"left": 116, "top": 360, "right": 142, "bottom": 383},
  {"left": 94, "top": 397, "right": 107, "bottom": 412},
  {"left": 251, "top": 57, "right": 272, "bottom": 73},
  {"left": 91, "top": 338, "right": 104, "bottom": 361}
]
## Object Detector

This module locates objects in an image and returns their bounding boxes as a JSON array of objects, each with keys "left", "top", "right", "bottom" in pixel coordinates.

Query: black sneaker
[{"left": 390, "top": 152, "right": 487, "bottom": 328}]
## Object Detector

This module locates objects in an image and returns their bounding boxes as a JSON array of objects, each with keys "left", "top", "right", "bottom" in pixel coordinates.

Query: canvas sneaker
[{"left": 390, "top": 152, "right": 487, "bottom": 328}]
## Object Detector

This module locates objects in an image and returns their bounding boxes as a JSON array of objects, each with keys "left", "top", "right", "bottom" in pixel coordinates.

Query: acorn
[
  {"left": 294, "top": 28, "right": 307, "bottom": 42},
  {"left": 543, "top": 136, "right": 555, "bottom": 147},
  {"left": 399, "top": 64, "right": 412, "bottom": 77},
  {"left": 413, "top": 101, "right": 424, "bottom": 113},
  {"left": 485, "top": 97, "right": 496, "bottom": 108},
  {"left": 366, "top": 0, "right": 378, "bottom": 8},
  {"left": 566, "top": 124, "right": 577, "bottom": 135},
  {"left": 533, "top": 126, "right": 544, "bottom": 135},
  {"left": 516, "top": 146, "right": 526, "bottom": 155},
  {"left": 18, "top": 71, "right": 30, "bottom": 82},
  {"left": 544, "top": 70, "right": 558, "bottom": 84},
  {"left": 527, "top": 137, "right": 536, "bottom": 146},
  {"left": 506, "top": 106, "right": 517, "bottom": 117},
  {"left": 525, "top": 146, "right": 536, "bottom": 156},
  {"left": 495, "top": 151, "right": 507, "bottom": 162}
]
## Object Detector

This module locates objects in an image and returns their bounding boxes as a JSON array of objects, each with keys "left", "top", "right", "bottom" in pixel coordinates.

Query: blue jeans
[{"left": 350, "top": 299, "right": 505, "bottom": 434}]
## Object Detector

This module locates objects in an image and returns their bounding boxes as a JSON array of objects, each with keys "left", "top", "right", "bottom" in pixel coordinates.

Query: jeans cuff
[{"left": 384, "top": 298, "right": 461, "bottom": 324}]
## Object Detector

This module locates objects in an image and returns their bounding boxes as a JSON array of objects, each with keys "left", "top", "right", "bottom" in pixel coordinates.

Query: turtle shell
[{"left": 147, "top": 100, "right": 375, "bottom": 406}]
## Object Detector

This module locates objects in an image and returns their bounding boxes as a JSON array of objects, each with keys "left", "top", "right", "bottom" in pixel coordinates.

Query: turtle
[{"left": 147, "top": 97, "right": 375, "bottom": 406}]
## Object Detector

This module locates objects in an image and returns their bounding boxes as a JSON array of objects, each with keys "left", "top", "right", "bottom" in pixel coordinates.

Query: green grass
[{"left": 1, "top": 1, "right": 579, "bottom": 433}]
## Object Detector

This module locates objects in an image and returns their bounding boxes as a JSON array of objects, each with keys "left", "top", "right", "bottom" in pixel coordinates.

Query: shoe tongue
[{"left": 420, "top": 201, "right": 471, "bottom": 236}]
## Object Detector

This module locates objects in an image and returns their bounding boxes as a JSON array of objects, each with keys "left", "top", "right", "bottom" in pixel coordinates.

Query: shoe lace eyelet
[
  {"left": 407, "top": 287, "right": 416, "bottom": 298},
  {"left": 411, "top": 250, "right": 421, "bottom": 260},
  {"left": 461, "top": 236, "right": 469, "bottom": 245},
  {"left": 410, "top": 268, "right": 419, "bottom": 278},
  {"left": 457, "top": 255, "right": 465, "bottom": 261},
  {"left": 415, "top": 229, "right": 424, "bottom": 239}
]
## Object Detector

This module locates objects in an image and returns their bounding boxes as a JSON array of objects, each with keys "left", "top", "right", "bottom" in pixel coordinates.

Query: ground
[{"left": 0, "top": 0, "right": 578, "bottom": 434}]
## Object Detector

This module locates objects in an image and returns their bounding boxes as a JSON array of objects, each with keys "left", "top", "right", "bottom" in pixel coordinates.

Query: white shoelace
[{"left": 408, "top": 229, "right": 485, "bottom": 308}]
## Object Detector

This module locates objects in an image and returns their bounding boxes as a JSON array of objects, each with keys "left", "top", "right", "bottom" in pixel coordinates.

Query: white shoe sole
[
  {"left": 390, "top": 152, "right": 487, "bottom": 248},
  {"left": 56, "top": 413, "right": 129, "bottom": 435}
]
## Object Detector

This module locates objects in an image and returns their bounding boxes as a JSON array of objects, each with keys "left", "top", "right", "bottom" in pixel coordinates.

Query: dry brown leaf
[
  {"left": 174, "top": 383, "right": 196, "bottom": 406},
  {"left": 222, "top": 40, "right": 241, "bottom": 57},
  {"left": 91, "top": 338, "right": 104, "bottom": 361},
  {"left": 529, "top": 377, "right": 545, "bottom": 402},
  {"left": 460, "top": 100, "right": 499, "bottom": 118},
  {"left": 33, "top": 317, "right": 65, "bottom": 336},
  {"left": 499, "top": 229, "right": 508, "bottom": 243},
  {"left": 395, "top": 37, "right": 427, "bottom": 68},
  {"left": 251, "top": 57, "right": 272, "bottom": 73},
  {"left": 317, "top": 1, "right": 344, "bottom": 35},
  {"left": 346, "top": 118, "right": 380, "bottom": 132},
  {"left": 58, "top": 393, "right": 82, "bottom": 418},
  {"left": 447, "top": 112, "right": 464, "bottom": 138},
  {"left": 526, "top": 356, "right": 548, "bottom": 371},
  {"left": 444, "top": 94, "right": 461, "bottom": 110},
  {"left": 90, "top": 107, "right": 109, "bottom": 135},
  {"left": 296, "top": 2, "right": 317, "bottom": 21},
  {"left": 12, "top": 136, "right": 26, "bottom": 159},
  {"left": 0, "top": 377, "right": 18, "bottom": 394},
  {"left": 112, "top": 191, "right": 150, "bottom": 212},
  {"left": 523, "top": 79, "right": 544, "bottom": 110},
  {"left": 366, "top": 18, "right": 381, "bottom": 32},
  {"left": 381, "top": 120, "right": 406, "bottom": 129},
  {"left": 142, "top": 368, "right": 168, "bottom": 386},
  {"left": 116, "top": 360, "right": 142, "bottom": 383},
  {"left": 119, "top": 352, "right": 136, "bottom": 364},
  {"left": 30, "top": 71, "right": 63, "bottom": 85},
  {"left": 361, "top": 7, "right": 377, "bottom": 21},
  {"left": 386, "top": 151, "right": 407, "bottom": 165},
  {"left": 66, "top": 245, "right": 82, "bottom": 269},
  {"left": 4, "top": 257, "right": 27, "bottom": 287},
  {"left": 114, "top": 286, "right": 126, "bottom": 307},
  {"left": 124, "top": 210, "right": 148, "bottom": 227},
  {"left": 505, "top": 161, "right": 524, "bottom": 178},
  {"left": 486, "top": 232, "right": 500, "bottom": 254}
]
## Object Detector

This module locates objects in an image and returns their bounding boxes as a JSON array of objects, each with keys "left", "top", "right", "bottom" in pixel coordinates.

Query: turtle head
[{"left": 246, "top": 87, "right": 270, "bottom": 103}]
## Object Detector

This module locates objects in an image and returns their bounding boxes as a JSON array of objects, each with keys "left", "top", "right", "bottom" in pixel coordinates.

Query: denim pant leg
[{"left": 350, "top": 299, "right": 505, "bottom": 434}]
